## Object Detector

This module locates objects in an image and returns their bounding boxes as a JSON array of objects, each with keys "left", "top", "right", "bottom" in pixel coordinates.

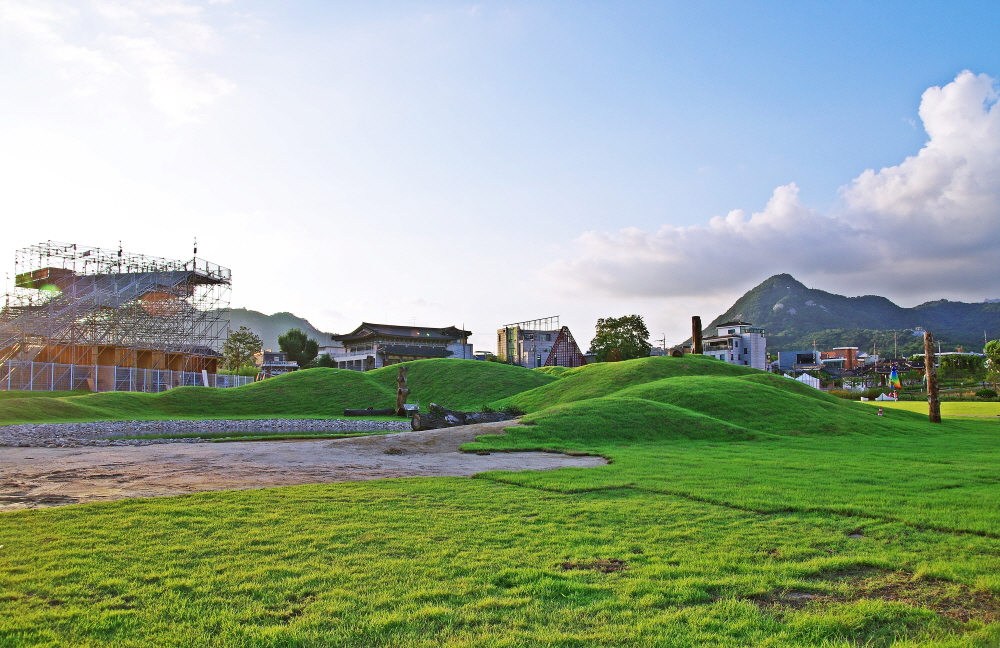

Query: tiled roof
[{"left": 333, "top": 323, "right": 471, "bottom": 342}]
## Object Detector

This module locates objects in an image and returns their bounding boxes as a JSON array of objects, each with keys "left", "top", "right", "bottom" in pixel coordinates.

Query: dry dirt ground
[{"left": 0, "top": 421, "right": 605, "bottom": 511}]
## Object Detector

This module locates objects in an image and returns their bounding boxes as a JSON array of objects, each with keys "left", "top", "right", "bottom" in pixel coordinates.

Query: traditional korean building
[{"left": 328, "top": 323, "right": 472, "bottom": 371}]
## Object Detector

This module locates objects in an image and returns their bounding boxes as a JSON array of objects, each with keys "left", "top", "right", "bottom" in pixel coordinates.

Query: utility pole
[{"left": 924, "top": 331, "right": 941, "bottom": 423}]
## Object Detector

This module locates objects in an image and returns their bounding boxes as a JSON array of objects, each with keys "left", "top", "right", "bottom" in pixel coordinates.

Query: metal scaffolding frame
[
  {"left": 501, "top": 316, "right": 560, "bottom": 331},
  {"left": 0, "top": 241, "right": 231, "bottom": 374}
]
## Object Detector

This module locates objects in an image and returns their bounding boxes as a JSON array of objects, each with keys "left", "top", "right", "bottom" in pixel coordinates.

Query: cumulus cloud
[
  {"left": 547, "top": 71, "right": 1000, "bottom": 301},
  {"left": 0, "top": 0, "right": 235, "bottom": 123}
]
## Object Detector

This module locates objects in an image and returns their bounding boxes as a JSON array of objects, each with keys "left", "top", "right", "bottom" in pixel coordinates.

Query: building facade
[
  {"left": 329, "top": 323, "right": 472, "bottom": 371},
  {"left": 701, "top": 321, "right": 767, "bottom": 370},
  {"left": 776, "top": 350, "right": 822, "bottom": 373},
  {"left": 254, "top": 350, "right": 299, "bottom": 379},
  {"left": 496, "top": 325, "right": 587, "bottom": 368},
  {"left": 820, "top": 347, "right": 862, "bottom": 371}
]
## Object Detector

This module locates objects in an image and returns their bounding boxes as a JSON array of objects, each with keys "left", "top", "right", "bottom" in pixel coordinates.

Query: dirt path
[{"left": 0, "top": 421, "right": 605, "bottom": 511}]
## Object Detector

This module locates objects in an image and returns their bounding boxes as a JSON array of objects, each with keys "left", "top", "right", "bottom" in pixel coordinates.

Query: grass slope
[
  {"left": 0, "top": 391, "right": 91, "bottom": 401},
  {"left": 4, "top": 356, "right": 1000, "bottom": 646},
  {"left": 495, "top": 355, "right": 759, "bottom": 412},
  {"left": 367, "top": 359, "right": 555, "bottom": 411},
  {"left": 0, "top": 359, "right": 554, "bottom": 425}
]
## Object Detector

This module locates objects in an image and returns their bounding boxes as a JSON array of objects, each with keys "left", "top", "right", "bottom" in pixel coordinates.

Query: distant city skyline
[{"left": 2, "top": 1, "right": 999, "bottom": 350}]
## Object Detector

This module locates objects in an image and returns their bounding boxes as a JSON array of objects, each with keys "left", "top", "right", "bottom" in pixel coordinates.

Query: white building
[{"left": 701, "top": 321, "right": 767, "bottom": 370}]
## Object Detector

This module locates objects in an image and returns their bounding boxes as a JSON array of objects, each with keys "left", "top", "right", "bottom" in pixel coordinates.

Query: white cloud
[
  {"left": 547, "top": 71, "right": 1000, "bottom": 302},
  {"left": 0, "top": 0, "right": 235, "bottom": 123}
]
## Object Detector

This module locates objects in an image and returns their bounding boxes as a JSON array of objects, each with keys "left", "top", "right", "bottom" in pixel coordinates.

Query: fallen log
[
  {"left": 344, "top": 408, "right": 396, "bottom": 416},
  {"left": 410, "top": 403, "right": 516, "bottom": 430}
]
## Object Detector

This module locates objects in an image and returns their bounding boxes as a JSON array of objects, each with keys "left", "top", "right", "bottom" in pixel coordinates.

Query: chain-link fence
[{"left": 0, "top": 361, "right": 252, "bottom": 393}]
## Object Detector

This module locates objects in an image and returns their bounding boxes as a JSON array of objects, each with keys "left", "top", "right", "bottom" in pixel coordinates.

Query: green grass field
[
  {"left": 2, "top": 356, "right": 999, "bottom": 646},
  {"left": 866, "top": 400, "right": 1000, "bottom": 417},
  {"left": 0, "top": 360, "right": 555, "bottom": 425}
]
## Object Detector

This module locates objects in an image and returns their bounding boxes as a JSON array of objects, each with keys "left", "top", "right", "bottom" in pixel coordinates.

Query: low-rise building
[
  {"left": 497, "top": 321, "right": 586, "bottom": 368},
  {"left": 701, "top": 321, "right": 767, "bottom": 369},
  {"left": 329, "top": 323, "right": 472, "bottom": 371},
  {"left": 820, "top": 347, "right": 862, "bottom": 371},
  {"left": 776, "top": 350, "right": 822, "bottom": 373},
  {"left": 254, "top": 350, "right": 299, "bottom": 379}
]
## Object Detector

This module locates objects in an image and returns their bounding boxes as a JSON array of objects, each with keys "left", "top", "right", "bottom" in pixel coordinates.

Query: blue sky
[{"left": 2, "top": 1, "right": 999, "bottom": 349}]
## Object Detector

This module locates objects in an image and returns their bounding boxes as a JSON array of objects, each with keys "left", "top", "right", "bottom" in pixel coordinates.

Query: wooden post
[
  {"left": 924, "top": 331, "right": 941, "bottom": 423},
  {"left": 692, "top": 316, "right": 703, "bottom": 355},
  {"left": 395, "top": 365, "right": 410, "bottom": 417}
]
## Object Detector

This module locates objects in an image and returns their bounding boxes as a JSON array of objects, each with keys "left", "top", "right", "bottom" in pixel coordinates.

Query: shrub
[
  {"left": 975, "top": 388, "right": 998, "bottom": 399},
  {"left": 498, "top": 404, "right": 527, "bottom": 416}
]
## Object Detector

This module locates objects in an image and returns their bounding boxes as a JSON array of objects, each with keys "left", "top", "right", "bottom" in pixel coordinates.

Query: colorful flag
[{"left": 889, "top": 367, "right": 902, "bottom": 389}]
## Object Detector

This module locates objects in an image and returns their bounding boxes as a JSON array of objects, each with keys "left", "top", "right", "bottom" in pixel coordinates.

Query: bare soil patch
[
  {"left": 561, "top": 559, "right": 628, "bottom": 573},
  {"left": 0, "top": 421, "right": 605, "bottom": 511},
  {"left": 750, "top": 567, "right": 1000, "bottom": 623}
]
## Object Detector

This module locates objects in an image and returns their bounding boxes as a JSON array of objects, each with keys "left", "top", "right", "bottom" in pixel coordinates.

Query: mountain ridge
[
  {"left": 708, "top": 274, "right": 1000, "bottom": 354},
  {"left": 225, "top": 308, "right": 334, "bottom": 352}
]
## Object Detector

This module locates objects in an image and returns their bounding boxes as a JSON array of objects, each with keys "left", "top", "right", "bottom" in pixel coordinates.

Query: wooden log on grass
[
  {"left": 410, "top": 403, "right": 516, "bottom": 430},
  {"left": 395, "top": 365, "right": 410, "bottom": 417}
]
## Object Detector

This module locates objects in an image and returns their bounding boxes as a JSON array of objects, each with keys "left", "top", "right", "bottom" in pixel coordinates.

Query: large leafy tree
[
  {"left": 221, "top": 326, "right": 263, "bottom": 371},
  {"left": 588, "top": 314, "right": 652, "bottom": 362},
  {"left": 279, "top": 328, "right": 319, "bottom": 368},
  {"left": 985, "top": 339, "right": 1000, "bottom": 390}
]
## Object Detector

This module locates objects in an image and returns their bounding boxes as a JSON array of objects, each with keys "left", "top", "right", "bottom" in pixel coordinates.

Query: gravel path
[
  {"left": 0, "top": 421, "right": 606, "bottom": 511},
  {"left": 0, "top": 418, "right": 411, "bottom": 447}
]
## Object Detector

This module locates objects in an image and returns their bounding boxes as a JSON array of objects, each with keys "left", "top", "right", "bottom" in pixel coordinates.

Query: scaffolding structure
[
  {"left": 502, "top": 316, "right": 560, "bottom": 331},
  {"left": 0, "top": 241, "right": 232, "bottom": 391}
]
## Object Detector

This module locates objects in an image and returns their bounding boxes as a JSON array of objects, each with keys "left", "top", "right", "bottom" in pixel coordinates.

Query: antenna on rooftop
[{"left": 193, "top": 237, "right": 198, "bottom": 256}]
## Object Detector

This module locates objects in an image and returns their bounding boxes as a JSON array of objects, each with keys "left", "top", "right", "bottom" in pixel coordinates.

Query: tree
[
  {"left": 279, "top": 328, "right": 319, "bottom": 368},
  {"left": 588, "top": 314, "right": 652, "bottom": 362},
  {"left": 985, "top": 339, "right": 1000, "bottom": 390},
  {"left": 315, "top": 353, "right": 336, "bottom": 368},
  {"left": 221, "top": 326, "right": 262, "bottom": 371}
]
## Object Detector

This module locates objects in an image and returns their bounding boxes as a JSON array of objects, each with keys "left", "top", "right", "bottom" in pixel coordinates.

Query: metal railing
[{"left": 0, "top": 360, "right": 252, "bottom": 393}]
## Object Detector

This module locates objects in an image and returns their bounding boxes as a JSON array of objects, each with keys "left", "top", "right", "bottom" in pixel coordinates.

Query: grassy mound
[
  {"left": 495, "top": 355, "right": 758, "bottom": 412},
  {"left": 531, "top": 365, "right": 572, "bottom": 378},
  {"left": 471, "top": 396, "right": 759, "bottom": 453},
  {"left": 367, "top": 359, "right": 555, "bottom": 410},
  {"left": 0, "top": 360, "right": 554, "bottom": 424},
  {"left": 612, "top": 374, "right": 914, "bottom": 436}
]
